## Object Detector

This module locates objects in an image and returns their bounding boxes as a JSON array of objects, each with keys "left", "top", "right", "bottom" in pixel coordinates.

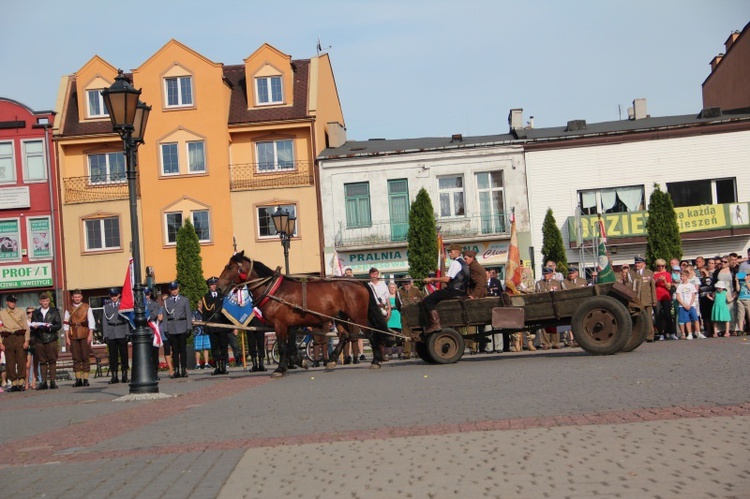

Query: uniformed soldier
[
  {"left": 631, "top": 255, "right": 657, "bottom": 341},
  {"left": 564, "top": 266, "right": 588, "bottom": 288},
  {"left": 164, "top": 281, "right": 192, "bottom": 378},
  {"left": 202, "top": 277, "right": 228, "bottom": 375},
  {"left": 0, "top": 295, "right": 30, "bottom": 391},
  {"left": 63, "top": 289, "right": 95, "bottom": 387},
  {"left": 395, "top": 276, "right": 424, "bottom": 359},
  {"left": 102, "top": 288, "right": 130, "bottom": 384},
  {"left": 535, "top": 267, "right": 567, "bottom": 349}
]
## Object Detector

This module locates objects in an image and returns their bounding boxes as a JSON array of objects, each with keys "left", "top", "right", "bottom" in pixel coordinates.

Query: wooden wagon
[{"left": 400, "top": 282, "right": 648, "bottom": 364}]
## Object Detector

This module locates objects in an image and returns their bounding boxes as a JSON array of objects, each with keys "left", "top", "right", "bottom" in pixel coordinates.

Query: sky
[{"left": 2, "top": 0, "right": 748, "bottom": 141}]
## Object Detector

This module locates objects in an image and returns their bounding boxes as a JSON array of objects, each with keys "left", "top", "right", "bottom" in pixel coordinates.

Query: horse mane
[{"left": 231, "top": 253, "right": 276, "bottom": 278}]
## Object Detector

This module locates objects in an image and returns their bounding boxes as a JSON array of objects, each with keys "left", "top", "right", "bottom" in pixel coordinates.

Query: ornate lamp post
[
  {"left": 271, "top": 206, "right": 296, "bottom": 274},
  {"left": 101, "top": 70, "right": 157, "bottom": 394}
]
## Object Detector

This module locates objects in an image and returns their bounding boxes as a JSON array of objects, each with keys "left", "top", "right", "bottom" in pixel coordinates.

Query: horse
[{"left": 216, "top": 251, "right": 389, "bottom": 377}]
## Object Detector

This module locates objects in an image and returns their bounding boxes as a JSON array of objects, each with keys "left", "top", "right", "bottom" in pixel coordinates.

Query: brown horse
[{"left": 216, "top": 251, "right": 388, "bottom": 377}]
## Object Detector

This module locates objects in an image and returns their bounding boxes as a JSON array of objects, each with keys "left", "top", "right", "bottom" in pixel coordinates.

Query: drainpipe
[{"left": 34, "top": 121, "right": 61, "bottom": 309}]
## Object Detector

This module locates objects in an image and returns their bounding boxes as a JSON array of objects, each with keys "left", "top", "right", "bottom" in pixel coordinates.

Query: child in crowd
[
  {"left": 709, "top": 281, "right": 734, "bottom": 337},
  {"left": 675, "top": 270, "right": 704, "bottom": 339}
]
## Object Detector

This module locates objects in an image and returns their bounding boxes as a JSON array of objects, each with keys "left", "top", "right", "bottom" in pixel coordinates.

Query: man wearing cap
[
  {"left": 202, "top": 277, "right": 228, "bottom": 375},
  {"left": 102, "top": 288, "right": 130, "bottom": 384},
  {"left": 396, "top": 275, "right": 423, "bottom": 359},
  {"left": 30, "top": 292, "right": 62, "bottom": 389},
  {"left": 463, "top": 249, "right": 489, "bottom": 353},
  {"left": 163, "top": 281, "right": 192, "bottom": 378},
  {"left": 423, "top": 243, "right": 470, "bottom": 333},
  {"left": 0, "top": 295, "right": 30, "bottom": 391},
  {"left": 535, "top": 267, "right": 566, "bottom": 348},
  {"left": 63, "top": 289, "right": 95, "bottom": 387},
  {"left": 631, "top": 256, "right": 657, "bottom": 341}
]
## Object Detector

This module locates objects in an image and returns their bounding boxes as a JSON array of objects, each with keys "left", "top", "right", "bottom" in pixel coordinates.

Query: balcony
[
  {"left": 229, "top": 160, "right": 314, "bottom": 191},
  {"left": 63, "top": 175, "right": 135, "bottom": 204},
  {"left": 334, "top": 213, "right": 507, "bottom": 249}
]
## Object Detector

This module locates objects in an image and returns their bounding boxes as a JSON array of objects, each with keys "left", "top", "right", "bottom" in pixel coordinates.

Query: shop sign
[
  {"left": 0, "top": 187, "right": 30, "bottom": 209},
  {"left": 0, "top": 262, "right": 53, "bottom": 289}
]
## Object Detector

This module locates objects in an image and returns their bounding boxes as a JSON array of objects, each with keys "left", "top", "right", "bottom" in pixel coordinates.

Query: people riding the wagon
[
  {"left": 464, "top": 249, "right": 488, "bottom": 353},
  {"left": 422, "top": 243, "right": 469, "bottom": 333},
  {"left": 535, "top": 267, "right": 566, "bottom": 349}
]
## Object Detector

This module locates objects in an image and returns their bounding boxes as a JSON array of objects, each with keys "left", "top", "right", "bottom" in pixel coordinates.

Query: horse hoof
[
  {"left": 325, "top": 362, "right": 337, "bottom": 370},
  {"left": 271, "top": 371, "right": 285, "bottom": 379},
  {"left": 369, "top": 363, "right": 381, "bottom": 369},
  {"left": 300, "top": 360, "right": 309, "bottom": 370}
]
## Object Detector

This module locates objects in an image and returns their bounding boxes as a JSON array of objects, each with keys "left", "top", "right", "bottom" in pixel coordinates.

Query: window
[
  {"left": 257, "top": 204, "right": 297, "bottom": 238},
  {"left": 165, "top": 76, "right": 193, "bottom": 107},
  {"left": 22, "top": 140, "right": 46, "bottom": 181},
  {"left": 161, "top": 143, "right": 179, "bottom": 175},
  {"left": 438, "top": 176, "right": 465, "bottom": 217},
  {"left": 187, "top": 141, "right": 206, "bottom": 173},
  {"left": 476, "top": 171, "right": 506, "bottom": 234},
  {"left": 257, "top": 139, "right": 294, "bottom": 172},
  {"left": 344, "top": 182, "right": 372, "bottom": 228},
  {"left": 165, "top": 212, "right": 183, "bottom": 244},
  {"left": 388, "top": 179, "right": 409, "bottom": 242},
  {"left": 84, "top": 217, "right": 120, "bottom": 251},
  {"left": 0, "top": 141, "right": 15, "bottom": 183},
  {"left": 192, "top": 210, "right": 210, "bottom": 242},
  {"left": 87, "top": 89, "right": 108, "bottom": 118},
  {"left": 579, "top": 186, "right": 645, "bottom": 215},
  {"left": 256, "top": 76, "right": 283, "bottom": 105},
  {"left": 88, "top": 152, "right": 125, "bottom": 184},
  {"left": 667, "top": 178, "right": 736, "bottom": 208}
]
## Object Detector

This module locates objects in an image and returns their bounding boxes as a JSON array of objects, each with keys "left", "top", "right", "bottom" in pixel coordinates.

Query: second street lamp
[
  {"left": 271, "top": 206, "right": 296, "bottom": 274},
  {"left": 101, "top": 70, "right": 157, "bottom": 395}
]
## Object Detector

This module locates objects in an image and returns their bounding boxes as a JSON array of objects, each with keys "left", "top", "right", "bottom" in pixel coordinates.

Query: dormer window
[
  {"left": 256, "top": 76, "right": 283, "bottom": 105},
  {"left": 87, "top": 89, "right": 109, "bottom": 118},
  {"left": 165, "top": 76, "right": 193, "bottom": 107}
]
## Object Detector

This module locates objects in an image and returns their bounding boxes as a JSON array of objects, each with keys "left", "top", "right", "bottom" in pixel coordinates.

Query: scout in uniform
[
  {"left": 0, "top": 295, "right": 30, "bottom": 391},
  {"left": 30, "top": 292, "right": 63, "bottom": 389},
  {"left": 63, "top": 289, "right": 95, "bottom": 387}
]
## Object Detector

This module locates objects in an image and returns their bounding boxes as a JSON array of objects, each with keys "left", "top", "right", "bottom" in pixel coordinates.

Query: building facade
[
  {"left": 702, "top": 22, "right": 750, "bottom": 112},
  {"left": 318, "top": 135, "right": 531, "bottom": 278},
  {"left": 54, "top": 41, "right": 344, "bottom": 304},
  {"left": 521, "top": 104, "right": 750, "bottom": 277},
  {"left": 0, "top": 98, "right": 61, "bottom": 309}
]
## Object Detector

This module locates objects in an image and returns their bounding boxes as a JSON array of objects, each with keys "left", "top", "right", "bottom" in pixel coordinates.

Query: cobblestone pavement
[{"left": 0, "top": 337, "right": 748, "bottom": 498}]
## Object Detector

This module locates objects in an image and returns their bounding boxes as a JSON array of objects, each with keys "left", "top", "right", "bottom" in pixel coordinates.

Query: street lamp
[
  {"left": 271, "top": 206, "right": 296, "bottom": 274},
  {"left": 102, "top": 70, "right": 157, "bottom": 395}
]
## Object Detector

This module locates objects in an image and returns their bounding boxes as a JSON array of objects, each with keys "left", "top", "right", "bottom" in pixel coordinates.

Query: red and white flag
[
  {"left": 505, "top": 209, "right": 522, "bottom": 294},
  {"left": 598, "top": 216, "right": 607, "bottom": 244},
  {"left": 149, "top": 320, "right": 163, "bottom": 347}
]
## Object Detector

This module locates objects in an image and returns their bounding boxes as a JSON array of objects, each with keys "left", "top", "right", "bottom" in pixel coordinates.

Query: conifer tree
[
  {"left": 541, "top": 208, "right": 568, "bottom": 273},
  {"left": 175, "top": 219, "right": 207, "bottom": 309},
  {"left": 407, "top": 188, "right": 438, "bottom": 282},
  {"left": 645, "top": 183, "right": 682, "bottom": 267}
]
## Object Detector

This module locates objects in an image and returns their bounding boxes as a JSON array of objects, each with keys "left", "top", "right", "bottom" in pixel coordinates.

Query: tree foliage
[
  {"left": 407, "top": 188, "right": 438, "bottom": 283},
  {"left": 541, "top": 207, "right": 568, "bottom": 273},
  {"left": 645, "top": 183, "right": 682, "bottom": 266},
  {"left": 175, "top": 219, "right": 207, "bottom": 309}
]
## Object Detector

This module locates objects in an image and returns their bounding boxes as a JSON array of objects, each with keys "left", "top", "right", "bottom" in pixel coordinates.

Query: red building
[{"left": 0, "top": 98, "right": 62, "bottom": 309}]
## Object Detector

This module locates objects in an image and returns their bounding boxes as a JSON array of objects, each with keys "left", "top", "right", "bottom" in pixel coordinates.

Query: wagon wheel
[
  {"left": 415, "top": 339, "right": 437, "bottom": 363},
  {"left": 426, "top": 328, "right": 465, "bottom": 364},
  {"left": 620, "top": 309, "right": 648, "bottom": 353},
  {"left": 571, "top": 296, "right": 632, "bottom": 355}
]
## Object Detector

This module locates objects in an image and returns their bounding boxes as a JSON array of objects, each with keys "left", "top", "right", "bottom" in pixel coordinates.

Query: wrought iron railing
[
  {"left": 229, "top": 160, "right": 314, "bottom": 190},
  {"left": 334, "top": 212, "right": 507, "bottom": 248},
  {"left": 63, "top": 175, "right": 136, "bottom": 204}
]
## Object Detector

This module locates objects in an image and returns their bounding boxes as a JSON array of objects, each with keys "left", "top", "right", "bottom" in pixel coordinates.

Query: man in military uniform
[
  {"left": 631, "top": 255, "right": 657, "bottom": 341},
  {"left": 535, "top": 267, "right": 566, "bottom": 349},
  {"left": 30, "top": 292, "right": 62, "bottom": 389},
  {"left": 164, "top": 281, "right": 192, "bottom": 378},
  {"left": 423, "top": 243, "right": 469, "bottom": 333},
  {"left": 202, "top": 277, "right": 228, "bottom": 375},
  {"left": 102, "top": 288, "right": 130, "bottom": 384},
  {"left": 396, "top": 276, "right": 423, "bottom": 359},
  {"left": 562, "top": 266, "right": 587, "bottom": 346},
  {"left": 0, "top": 295, "right": 30, "bottom": 391},
  {"left": 464, "top": 249, "right": 488, "bottom": 353},
  {"left": 63, "top": 289, "right": 94, "bottom": 387}
]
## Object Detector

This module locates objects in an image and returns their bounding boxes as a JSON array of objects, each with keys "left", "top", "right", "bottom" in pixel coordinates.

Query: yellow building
[{"left": 54, "top": 40, "right": 345, "bottom": 302}]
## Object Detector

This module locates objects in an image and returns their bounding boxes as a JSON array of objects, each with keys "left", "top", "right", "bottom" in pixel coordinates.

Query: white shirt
[
  {"left": 446, "top": 259, "right": 463, "bottom": 279},
  {"left": 675, "top": 282, "right": 697, "bottom": 309},
  {"left": 369, "top": 280, "right": 389, "bottom": 307},
  {"left": 63, "top": 303, "right": 96, "bottom": 331}
]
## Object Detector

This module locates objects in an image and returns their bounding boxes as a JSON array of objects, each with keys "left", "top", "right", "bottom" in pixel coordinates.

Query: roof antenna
[{"left": 317, "top": 36, "right": 332, "bottom": 56}]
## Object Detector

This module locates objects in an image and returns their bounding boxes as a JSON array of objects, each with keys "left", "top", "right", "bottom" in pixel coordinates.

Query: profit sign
[{"left": 0, "top": 262, "right": 53, "bottom": 289}]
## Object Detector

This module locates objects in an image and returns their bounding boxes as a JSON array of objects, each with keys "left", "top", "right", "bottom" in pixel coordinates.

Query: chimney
[
  {"left": 565, "top": 119, "right": 587, "bottom": 132},
  {"left": 508, "top": 108, "right": 523, "bottom": 132},
  {"left": 326, "top": 122, "right": 347, "bottom": 148},
  {"left": 527, "top": 116, "right": 535, "bottom": 129},
  {"left": 710, "top": 53, "right": 724, "bottom": 71},
  {"left": 632, "top": 98, "right": 648, "bottom": 120},
  {"left": 725, "top": 30, "right": 740, "bottom": 52}
]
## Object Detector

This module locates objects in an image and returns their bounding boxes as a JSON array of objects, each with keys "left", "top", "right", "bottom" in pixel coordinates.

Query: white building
[
  {"left": 521, "top": 102, "right": 750, "bottom": 276},
  {"left": 318, "top": 134, "right": 530, "bottom": 278}
]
